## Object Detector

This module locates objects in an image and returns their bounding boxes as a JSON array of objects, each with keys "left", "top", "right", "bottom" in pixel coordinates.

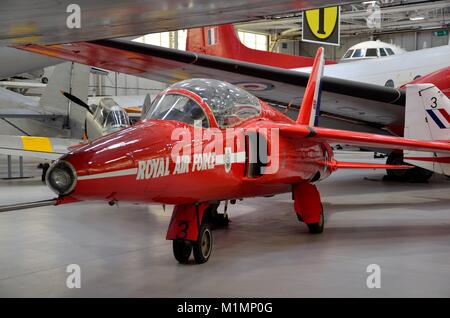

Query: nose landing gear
[{"left": 167, "top": 202, "right": 226, "bottom": 264}]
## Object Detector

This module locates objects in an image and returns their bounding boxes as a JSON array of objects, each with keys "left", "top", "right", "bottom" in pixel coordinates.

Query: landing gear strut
[
  {"left": 386, "top": 152, "right": 433, "bottom": 183},
  {"left": 167, "top": 202, "right": 229, "bottom": 264},
  {"left": 210, "top": 202, "right": 230, "bottom": 228}
]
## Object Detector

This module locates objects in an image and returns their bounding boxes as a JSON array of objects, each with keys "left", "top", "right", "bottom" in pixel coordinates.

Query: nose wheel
[
  {"left": 172, "top": 240, "right": 192, "bottom": 264},
  {"left": 192, "top": 222, "right": 213, "bottom": 264},
  {"left": 171, "top": 222, "right": 213, "bottom": 264},
  {"left": 168, "top": 203, "right": 220, "bottom": 264}
]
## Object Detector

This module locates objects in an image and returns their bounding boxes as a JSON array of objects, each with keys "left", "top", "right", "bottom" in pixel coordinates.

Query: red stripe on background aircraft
[
  {"left": 186, "top": 24, "right": 336, "bottom": 69},
  {"left": 44, "top": 48, "right": 450, "bottom": 264}
]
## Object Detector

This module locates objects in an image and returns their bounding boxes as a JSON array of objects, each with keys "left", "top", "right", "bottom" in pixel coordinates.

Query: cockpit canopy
[
  {"left": 93, "top": 98, "right": 131, "bottom": 130},
  {"left": 145, "top": 79, "right": 261, "bottom": 128}
]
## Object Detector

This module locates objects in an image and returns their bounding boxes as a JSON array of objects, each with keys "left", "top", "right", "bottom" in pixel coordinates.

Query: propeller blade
[{"left": 61, "top": 90, "right": 93, "bottom": 114}]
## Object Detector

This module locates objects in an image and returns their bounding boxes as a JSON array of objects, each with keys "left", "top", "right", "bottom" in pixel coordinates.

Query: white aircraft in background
[
  {"left": 297, "top": 44, "right": 450, "bottom": 89},
  {"left": 0, "top": 62, "right": 90, "bottom": 138},
  {"left": 184, "top": 24, "right": 450, "bottom": 91},
  {"left": 404, "top": 84, "right": 450, "bottom": 176},
  {"left": 339, "top": 40, "right": 406, "bottom": 63},
  {"left": 88, "top": 94, "right": 156, "bottom": 124},
  {"left": 0, "top": 46, "right": 61, "bottom": 81},
  {"left": 0, "top": 63, "right": 139, "bottom": 167}
]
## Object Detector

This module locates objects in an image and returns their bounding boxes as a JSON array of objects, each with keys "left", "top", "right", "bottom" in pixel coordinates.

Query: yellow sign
[{"left": 303, "top": 6, "right": 340, "bottom": 46}]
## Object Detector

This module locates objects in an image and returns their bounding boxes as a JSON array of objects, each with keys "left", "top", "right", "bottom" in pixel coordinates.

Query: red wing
[
  {"left": 255, "top": 122, "right": 450, "bottom": 155},
  {"left": 312, "top": 126, "right": 450, "bottom": 154}
]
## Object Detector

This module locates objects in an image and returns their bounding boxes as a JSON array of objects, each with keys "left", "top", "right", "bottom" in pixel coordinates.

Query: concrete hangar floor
[{"left": 0, "top": 152, "right": 450, "bottom": 297}]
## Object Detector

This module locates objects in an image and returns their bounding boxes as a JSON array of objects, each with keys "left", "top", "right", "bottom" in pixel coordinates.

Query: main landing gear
[
  {"left": 293, "top": 183, "right": 324, "bottom": 234},
  {"left": 385, "top": 152, "right": 433, "bottom": 183},
  {"left": 167, "top": 184, "right": 325, "bottom": 265},
  {"left": 167, "top": 202, "right": 229, "bottom": 264}
]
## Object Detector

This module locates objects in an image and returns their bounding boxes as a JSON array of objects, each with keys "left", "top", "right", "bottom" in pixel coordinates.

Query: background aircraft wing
[
  {"left": 0, "top": 0, "right": 359, "bottom": 46},
  {"left": 0, "top": 110, "right": 62, "bottom": 119},
  {"left": 17, "top": 40, "right": 405, "bottom": 131},
  {"left": 0, "top": 135, "right": 80, "bottom": 160},
  {"left": 0, "top": 82, "right": 47, "bottom": 89}
]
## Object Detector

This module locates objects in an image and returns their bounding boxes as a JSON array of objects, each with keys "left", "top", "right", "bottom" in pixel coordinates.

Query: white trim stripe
[
  {"left": 216, "top": 151, "right": 246, "bottom": 164},
  {"left": 78, "top": 168, "right": 138, "bottom": 180},
  {"left": 77, "top": 151, "right": 246, "bottom": 181}
]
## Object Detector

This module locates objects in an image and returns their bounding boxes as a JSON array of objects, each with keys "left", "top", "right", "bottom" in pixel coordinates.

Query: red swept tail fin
[
  {"left": 297, "top": 47, "right": 325, "bottom": 126},
  {"left": 186, "top": 24, "right": 335, "bottom": 69}
]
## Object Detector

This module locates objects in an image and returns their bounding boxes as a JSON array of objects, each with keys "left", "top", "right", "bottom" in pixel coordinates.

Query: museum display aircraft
[
  {"left": 403, "top": 83, "right": 450, "bottom": 176},
  {"left": 0, "top": 62, "right": 135, "bottom": 180},
  {"left": 0, "top": 62, "right": 89, "bottom": 138},
  {"left": 16, "top": 23, "right": 450, "bottom": 182},
  {"left": 39, "top": 48, "right": 450, "bottom": 264}
]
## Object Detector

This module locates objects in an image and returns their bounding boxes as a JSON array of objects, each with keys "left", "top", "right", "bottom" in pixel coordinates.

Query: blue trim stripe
[
  {"left": 426, "top": 109, "right": 446, "bottom": 128},
  {"left": 314, "top": 81, "right": 323, "bottom": 127}
]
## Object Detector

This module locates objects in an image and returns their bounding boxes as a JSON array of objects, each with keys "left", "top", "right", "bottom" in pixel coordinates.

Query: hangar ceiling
[{"left": 236, "top": 0, "right": 450, "bottom": 39}]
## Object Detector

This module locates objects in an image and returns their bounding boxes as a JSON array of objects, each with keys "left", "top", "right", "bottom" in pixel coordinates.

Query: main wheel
[
  {"left": 306, "top": 205, "right": 324, "bottom": 234},
  {"left": 386, "top": 152, "right": 433, "bottom": 183},
  {"left": 192, "top": 222, "right": 213, "bottom": 264},
  {"left": 406, "top": 166, "right": 433, "bottom": 183},
  {"left": 173, "top": 240, "right": 192, "bottom": 264}
]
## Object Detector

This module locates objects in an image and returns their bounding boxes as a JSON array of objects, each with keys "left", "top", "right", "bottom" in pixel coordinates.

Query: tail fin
[
  {"left": 404, "top": 84, "right": 450, "bottom": 175},
  {"left": 296, "top": 47, "right": 325, "bottom": 126},
  {"left": 39, "top": 62, "right": 91, "bottom": 139},
  {"left": 186, "top": 24, "right": 334, "bottom": 69}
]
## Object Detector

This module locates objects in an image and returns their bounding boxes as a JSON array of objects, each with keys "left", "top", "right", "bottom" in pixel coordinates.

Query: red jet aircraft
[{"left": 45, "top": 48, "right": 450, "bottom": 264}]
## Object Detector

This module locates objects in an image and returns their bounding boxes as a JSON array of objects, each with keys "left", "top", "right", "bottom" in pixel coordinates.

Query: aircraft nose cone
[{"left": 46, "top": 160, "right": 78, "bottom": 196}]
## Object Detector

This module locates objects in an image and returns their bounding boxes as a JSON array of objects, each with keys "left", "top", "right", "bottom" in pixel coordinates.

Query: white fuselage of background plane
[{"left": 296, "top": 45, "right": 450, "bottom": 88}]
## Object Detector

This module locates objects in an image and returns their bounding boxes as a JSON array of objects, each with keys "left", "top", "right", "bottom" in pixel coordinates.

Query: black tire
[
  {"left": 172, "top": 240, "right": 192, "bottom": 264},
  {"left": 192, "top": 222, "right": 213, "bottom": 264},
  {"left": 407, "top": 167, "right": 433, "bottom": 183},
  {"left": 386, "top": 152, "right": 409, "bottom": 180},
  {"left": 307, "top": 206, "right": 324, "bottom": 234},
  {"left": 386, "top": 152, "right": 433, "bottom": 183}
]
